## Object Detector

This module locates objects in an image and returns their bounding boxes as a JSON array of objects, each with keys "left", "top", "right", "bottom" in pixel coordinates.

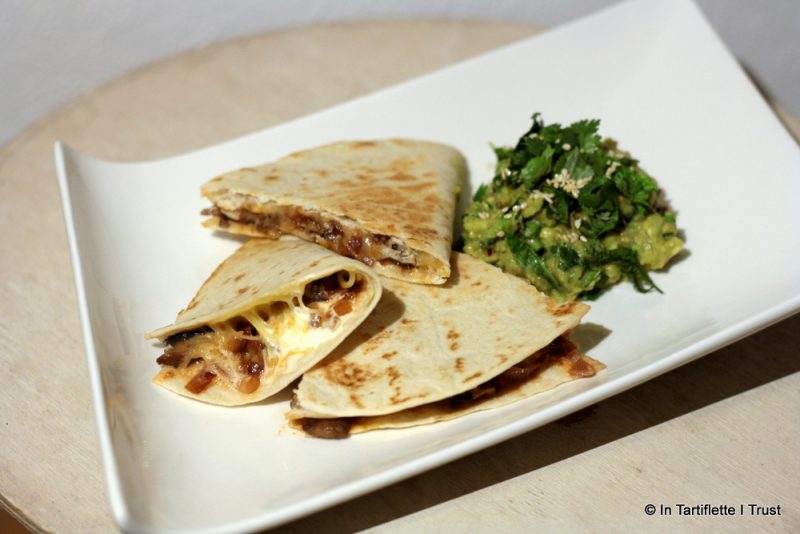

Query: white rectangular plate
[{"left": 55, "top": 0, "right": 800, "bottom": 532}]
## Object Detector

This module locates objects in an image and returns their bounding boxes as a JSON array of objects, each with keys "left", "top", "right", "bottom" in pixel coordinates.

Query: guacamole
[{"left": 462, "top": 114, "right": 683, "bottom": 301}]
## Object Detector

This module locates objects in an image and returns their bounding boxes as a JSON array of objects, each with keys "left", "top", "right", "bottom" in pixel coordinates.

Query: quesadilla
[
  {"left": 287, "top": 252, "right": 603, "bottom": 438},
  {"left": 200, "top": 139, "right": 465, "bottom": 285},
  {"left": 145, "top": 237, "right": 382, "bottom": 406}
]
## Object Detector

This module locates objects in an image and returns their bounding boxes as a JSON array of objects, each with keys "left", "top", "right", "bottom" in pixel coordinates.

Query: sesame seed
[
  {"left": 497, "top": 231, "right": 505, "bottom": 238},
  {"left": 605, "top": 161, "right": 621, "bottom": 177},
  {"left": 579, "top": 235, "right": 588, "bottom": 242},
  {"left": 520, "top": 202, "right": 528, "bottom": 209},
  {"left": 478, "top": 211, "right": 489, "bottom": 220},
  {"left": 562, "top": 143, "right": 571, "bottom": 151}
]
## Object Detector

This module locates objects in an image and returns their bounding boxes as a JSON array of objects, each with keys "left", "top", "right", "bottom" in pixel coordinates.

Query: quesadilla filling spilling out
[
  {"left": 294, "top": 334, "right": 595, "bottom": 439},
  {"left": 155, "top": 271, "right": 366, "bottom": 397},
  {"left": 202, "top": 204, "right": 433, "bottom": 275}
]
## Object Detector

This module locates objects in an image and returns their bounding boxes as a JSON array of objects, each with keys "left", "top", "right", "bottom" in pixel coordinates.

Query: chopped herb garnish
[{"left": 462, "top": 113, "right": 684, "bottom": 300}]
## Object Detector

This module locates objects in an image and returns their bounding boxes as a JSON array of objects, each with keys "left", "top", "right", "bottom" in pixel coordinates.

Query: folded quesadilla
[
  {"left": 145, "top": 237, "right": 382, "bottom": 406},
  {"left": 200, "top": 139, "right": 465, "bottom": 285},
  {"left": 287, "top": 252, "right": 603, "bottom": 438}
]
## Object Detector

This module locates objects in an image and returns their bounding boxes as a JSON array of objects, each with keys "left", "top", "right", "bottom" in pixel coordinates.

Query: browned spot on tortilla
[
  {"left": 381, "top": 351, "right": 398, "bottom": 360},
  {"left": 560, "top": 352, "right": 596, "bottom": 378},
  {"left": 471, "top": 280, "right": 482, "bottom": 287},
  {"left": 443, "top": 297, "right": 453, "bottom": 305},
  {"left": 218, "top": 303, "right": 225, "bottom": 310},
  {"left": 447, "top": 329, "right": 460, "bottom": 341},
  {"left": 388, "top": 172, "right": 416, "bottom": 182},
  {"left": 423, "top": 171, "right": 435, "bottom": 177},
  {"left": 497, "top": 354, "right": 508, "bottom": 364},
  {"left": 546, "top": 300, "right": 578, "bottom": 317},
  {"left": 211, "top": 176, "right": 223, "bottom": 182},
  {"left": 400, "top": 318, "right": 417, "bottom": 325},
  {"left": 389, "top": 156, "right": 414, "bottom": 173},
  {"left": 463, "top": 371, "right": 483, "bottom": 383},
  {"left": 389, "top": 392, "right": 408, "bottom": 405},
  {"left": 234, "top": 273, "right": 245, "bottom": 282},
  {"left": 455, "top": 357, "right": 465, "bottom": 372},
  {"left": 162, "top": 370, "right": 174, "bottom": 379},
  {"left": 324, "top": 361, "right": 376, "bottom": 388},
  {"left": 398, "top": 182, "right": 434, "bottom": 193},
  {"left": 401, "top": 225, "right": 439, "bottom": 241},
  {"left": 308, "top": 260, "right": 320, "bottom": 268},
  {"left": 360, "top": 329, "right": 394, "bottom": 354},
  {"left": 237, "top": 286, "right": 251, "bottom": 295},
  {"left": 349, "top": 393, "right": 364, "bottom": 408},
  {"left": 449, "top": 342, "right": 460, "bottom": 351},
  {"left": 264, "top": 174, "right": 280, "bottom": 181},
  {"left": 351, "top": 141, "right": 377, "bottom": 148},
  {"left": 185, "top": 300, "right": 198, "bottom": 311},
  {"left": 356, "top": 174, "right": 372, "bottom": 181},
  {"left": 314, "top": 169, "right": 329, "bottom": 177},
  {"left": 387, "top": 367, "right": 400, "bottom": 386}
]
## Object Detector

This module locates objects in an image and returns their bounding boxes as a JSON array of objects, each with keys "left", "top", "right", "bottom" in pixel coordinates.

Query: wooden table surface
[{"left": 1, "top": 20, "right": 798, "bottom": 534}]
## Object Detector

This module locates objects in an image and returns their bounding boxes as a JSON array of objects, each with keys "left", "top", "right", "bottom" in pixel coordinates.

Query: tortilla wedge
[
  {"left": 287, "top": 252, "right": 603, "bottom": 438},
  {"left": 145, "top": 237, "right": 382, "bottom": 406},
  {"left": 200, "top": 139, "right": 465, "bottom": 285}
]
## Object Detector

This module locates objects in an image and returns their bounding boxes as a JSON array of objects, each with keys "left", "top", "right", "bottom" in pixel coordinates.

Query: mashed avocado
[{"left": 462, "top": 114, "right": 683, "bottom": 301}]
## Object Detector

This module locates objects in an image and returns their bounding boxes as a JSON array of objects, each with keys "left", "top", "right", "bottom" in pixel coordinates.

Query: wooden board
[{"left": 0, "top": 19, "right": 798, "bottom": 533}]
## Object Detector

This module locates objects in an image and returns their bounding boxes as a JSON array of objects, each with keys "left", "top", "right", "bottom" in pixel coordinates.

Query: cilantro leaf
[
  {"left": 473, "top": 183, "right": 488, "bottom": 202},
  {"left": 577, "top": 177, "right": 619, "bottom": 237},
  {"left": 506, "top": 234, "right": 560, "bottom": 290},
  {"left": 568, "top": 119, "right": 602, "bottom": 153},
  {"left": 604, "top": 247, "right": 662, "bottom": 293},
  {"left": 519, "top": 145, "right": 554, "bottom": 188},
  {"left": 613, "top": 167, "right": 657, "bottom": 214},
  {"left": 552, "top": 245, "right": 580, "bottom": 270},
  {"left": 546, "top": 187, "right": 571, "bottom": 224}
]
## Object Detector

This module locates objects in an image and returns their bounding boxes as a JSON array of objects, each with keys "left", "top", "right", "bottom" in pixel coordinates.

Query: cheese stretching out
[
  {"left": 200, "top": 139, "right": 466, "bottom": 285},
  {"left": 145, "top": 238, "right": 382, "bottom": 406}
]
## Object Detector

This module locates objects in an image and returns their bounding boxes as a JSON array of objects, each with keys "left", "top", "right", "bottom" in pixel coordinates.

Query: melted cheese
[{"left": 164, "top": 273, "right": 362, "bottom": 395}]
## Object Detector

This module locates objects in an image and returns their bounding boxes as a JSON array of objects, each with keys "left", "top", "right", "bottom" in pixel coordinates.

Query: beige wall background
[{"left": 1, "top": 0, "right": 798, "bottom": 147}]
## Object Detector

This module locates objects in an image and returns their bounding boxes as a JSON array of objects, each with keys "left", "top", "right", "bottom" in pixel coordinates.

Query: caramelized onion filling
[
  {"left": 296, "top": 334, "right": 593, "bottom": 439},
  {"left": 156, "top": 272, "right": 364, "bottom": 395},
  {"left": 202, "top": 205, "right": 423, "bottom": 272}
]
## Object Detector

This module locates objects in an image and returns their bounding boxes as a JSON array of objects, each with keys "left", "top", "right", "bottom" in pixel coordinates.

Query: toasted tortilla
[
  {"left": 200, "top": 139, "right": 465, "bottom": 284},
  {"left": 145, "top": 237, "right": 381, "bottom": 406},
  {"left": 288, "top": 252, "right": 602, "bottom": 437}
]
